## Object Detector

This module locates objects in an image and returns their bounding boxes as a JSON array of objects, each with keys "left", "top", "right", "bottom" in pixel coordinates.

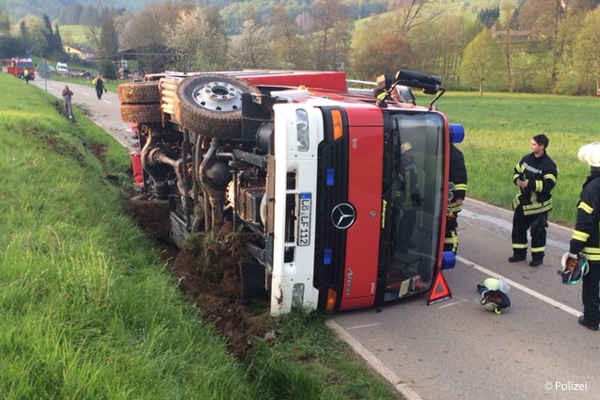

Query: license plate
[{"left": 297, "top": 193, "right": 311, "bottom": 246}]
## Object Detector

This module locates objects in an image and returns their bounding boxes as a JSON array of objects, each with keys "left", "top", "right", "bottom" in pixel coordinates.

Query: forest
[{"left": 2, "top": 0, "right": 600, "bottom": 96}]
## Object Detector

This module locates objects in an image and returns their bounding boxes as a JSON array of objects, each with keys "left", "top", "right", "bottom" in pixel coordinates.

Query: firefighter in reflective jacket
[
  {"left": 509, "top": 134, "right": 557, "bottom": 267},
  {"left": 569, "top": 142, "right": 600, "bottom": 330},
  {"left": 444, "top": 143, "right": 468, "bottom": 254},
  {"left": 396, "top": 142, "right": 421, "bottom": 252}
]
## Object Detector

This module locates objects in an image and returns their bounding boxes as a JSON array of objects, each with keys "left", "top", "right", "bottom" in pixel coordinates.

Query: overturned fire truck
[{"left": 118, "top": 69, "right": 464, "bottom": 315}]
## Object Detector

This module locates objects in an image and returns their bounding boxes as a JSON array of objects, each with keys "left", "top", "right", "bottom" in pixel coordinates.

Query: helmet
[
  {"left": 480, "top": 277, "right": 510, "bottom": 293},
  {"left": 557, "top": 252, "right": 588, "bottom": 285},
  {"left": 401, "top": 142, "right": 412, "bottom": 153},
  {"left": 477, "top": 278, "right": 511, "bottom": 314},
  {"left": 480, "top": 290, "right": 511, "bottom": 314}
]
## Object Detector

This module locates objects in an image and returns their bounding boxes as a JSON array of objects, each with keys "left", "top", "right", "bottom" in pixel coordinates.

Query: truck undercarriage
[{"left": 119, "top": 69, "right": 460, "bottom": 315}]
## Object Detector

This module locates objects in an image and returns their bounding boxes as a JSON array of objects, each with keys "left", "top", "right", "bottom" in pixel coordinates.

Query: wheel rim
[{"left": 192, "top": 81, "right": 243, "bottom": 112}]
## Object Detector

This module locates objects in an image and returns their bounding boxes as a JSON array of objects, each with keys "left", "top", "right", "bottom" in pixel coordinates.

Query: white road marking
[
  {"left": 345, "top": 323, "right": 381, "bottom": 330},
  {"left": 456, "top": 255, "right": 581, "bottom": 316},
  {"left": 438, "top": 297, "right": 468, "bottom": 309}
]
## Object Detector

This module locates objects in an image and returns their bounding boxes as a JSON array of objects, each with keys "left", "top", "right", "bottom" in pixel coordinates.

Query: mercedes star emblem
[{"left": 331, "top": 203, "right": 356, "bottom": 230}]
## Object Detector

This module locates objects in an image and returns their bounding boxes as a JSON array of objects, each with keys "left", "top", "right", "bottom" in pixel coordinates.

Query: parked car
[
  {"left": 56, "top": 62, "right": 68, "bottom": 75},
  {"left": 36, "top": 63, "right": 55, "bottom": 78}
]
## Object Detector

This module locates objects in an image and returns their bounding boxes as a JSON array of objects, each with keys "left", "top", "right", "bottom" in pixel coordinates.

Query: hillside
[
  {"left": 4, "top": 0, "right": 146, "bottom": 21},
  {"left": 5, "top": 0, "right": 498, "bottom": 32},
  {"left": 5, "top": 0, "right": 386, "bottom": 27}
]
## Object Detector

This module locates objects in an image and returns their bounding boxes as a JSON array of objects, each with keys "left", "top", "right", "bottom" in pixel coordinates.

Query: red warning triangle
[{"left": 427, "top": 271, "right": 452, "bottom": 305}]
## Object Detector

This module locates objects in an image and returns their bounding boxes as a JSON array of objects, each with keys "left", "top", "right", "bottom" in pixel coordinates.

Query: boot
[
  {"left": 509, "top": 249, "right": 526, "bottom": 263},
  {"left": 529, "top": 252, "right": 544, "bottom": 267}
]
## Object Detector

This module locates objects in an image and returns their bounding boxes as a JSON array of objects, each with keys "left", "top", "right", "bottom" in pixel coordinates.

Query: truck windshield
[
  {"left": 380, "top": 112, "right": 445, "bottom": 302},
  {"left": 18, "top": 61, "right": 34, "bottom": 68}
]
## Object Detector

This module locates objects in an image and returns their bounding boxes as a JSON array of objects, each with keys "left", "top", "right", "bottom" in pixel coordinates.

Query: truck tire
[
  {"left": 120, "top": 103, "right": 162, "bottom": 123},
  {"left": 176, "top": 75, "right": 258, "bottom": 139},
  {"left": 118, "top": 82, "right": 160, "bottom": 104}
]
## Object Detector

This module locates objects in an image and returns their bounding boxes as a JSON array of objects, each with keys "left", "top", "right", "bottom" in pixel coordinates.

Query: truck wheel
[
  {"left": 118, "top": 82, "right": 160, "bottom": 104},
  {"left": 120, "top": 103, "right": 162, "bottom": 123},
  {"left": 176, "top": 75, "right": 258, "bottom": 139}
]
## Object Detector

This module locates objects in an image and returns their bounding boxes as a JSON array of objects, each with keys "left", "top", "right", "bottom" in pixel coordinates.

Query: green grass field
[
  {"left": 433, "top": 91, "right": 598, "bottom": 225},
  {"left": 60, "top": 25, "right": 90, "bottom": 46}
]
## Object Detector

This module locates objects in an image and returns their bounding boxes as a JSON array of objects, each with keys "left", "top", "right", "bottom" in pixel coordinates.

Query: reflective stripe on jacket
[{"left": 512, "top": 152, "right": 557, "bottom": 215}]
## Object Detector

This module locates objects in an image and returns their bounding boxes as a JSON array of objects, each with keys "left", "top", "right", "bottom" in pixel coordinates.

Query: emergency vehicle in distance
[
  {"left": 7, "top": 57, "right": 35, "bottom": 80},
  {"left": 117, "top": 69, "right": 465, "bottom": 316}
]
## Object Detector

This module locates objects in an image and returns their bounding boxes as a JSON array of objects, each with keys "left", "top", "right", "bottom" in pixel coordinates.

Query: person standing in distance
[
  {"left": 567, "top": 142, "right": 600, "bottom": 331},
  {"left": 509, "top": 133, "right": 557, "bottom": 267},
  {"left": 444, "top": 143, "right": 468, "bottom": 254},
  {"left": 94, "top": 75, "right": 105, "bottom": 100},
  {"left": 62, "top": 84, "right": 74, "bottom": 119}
]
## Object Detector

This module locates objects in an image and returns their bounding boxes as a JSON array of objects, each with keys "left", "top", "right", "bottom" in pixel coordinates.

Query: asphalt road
[
  {"left": 29, "top": 76, "right": 598, "bottom": 400},
  {"left": 30, "top": 76, "right": 139, "bottom": 152}
]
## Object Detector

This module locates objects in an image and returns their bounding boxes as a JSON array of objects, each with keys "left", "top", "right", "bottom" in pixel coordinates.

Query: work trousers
[
  {"left": 444, "top": 216, "right": 459, "bottom": 254},
  {"left": 511, "top": 207, "right": 547, "bottom": 259},
  {"left": 582, "top": 260, "right": 600, "bottom": 326},
  {"left": 64, "top": 99, "right": 72, "bottom": 118}
]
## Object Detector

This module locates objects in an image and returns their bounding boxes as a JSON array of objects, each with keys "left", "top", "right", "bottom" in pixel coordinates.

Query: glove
[
  {"left": 446, "top": 215, "right": 457, "bottom": 231},
  {"left": 566, "top": 253, "right": 578, "bottom": 272}
]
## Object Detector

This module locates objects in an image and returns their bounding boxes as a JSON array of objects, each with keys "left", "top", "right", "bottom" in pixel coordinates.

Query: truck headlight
[{"left": 296, "top": 109, "right": 309, "bottom": 152}]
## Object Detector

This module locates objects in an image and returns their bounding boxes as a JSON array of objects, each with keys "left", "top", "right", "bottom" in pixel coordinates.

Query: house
[{"left": 63, "top": 45, "right": 96, "bottom": 60}]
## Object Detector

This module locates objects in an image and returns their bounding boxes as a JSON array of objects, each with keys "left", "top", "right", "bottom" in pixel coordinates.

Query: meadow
[
  {"left": 59, "top": 25, "right": 90, "bottom": 46},
  {"left": 434, "top": 91, "right": 598, "bottom": 226}
]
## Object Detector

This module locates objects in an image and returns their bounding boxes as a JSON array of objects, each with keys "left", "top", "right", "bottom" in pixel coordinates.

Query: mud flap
[{"left": 240, "top": 262, "right": 268, "bottom": 304}]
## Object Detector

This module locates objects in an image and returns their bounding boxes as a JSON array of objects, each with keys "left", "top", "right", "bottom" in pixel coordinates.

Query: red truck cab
[{"left": 7, "top": 58, "right": 35, "bottom": 80}]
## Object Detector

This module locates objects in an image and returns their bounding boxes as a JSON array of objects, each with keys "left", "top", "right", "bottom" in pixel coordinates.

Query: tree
[
  {"left": 0, "top": 6, "right": 10, "bottom": 34},
  {"left": 0, "top": 36, "right": 26, "bottom": 58},
  {"left": 269, "top": 3, "right": 311, "bottom": 70},
  {"left": 572, "top": 7, "right": 600, "bottom": 95},
  {"left": 99, "top": 58, "right": 118, "bottom": 80},
  {"left": 119, "top": 0, "right": 189, "bottom": 73},
  {"left": 229, "top": 20, "right": 273, "bottom": 69},
  {"left": 308, "top": 0, "right": 352, "bottom": 70},
  {"left": 385, "top": 0, "right": 442, "bottom": 37},
  {"left": 350, "top": 15, "right": 413, "bottom": 81},
  {"left": 516, "top": 0, "right": 590, "bottom": 92},
  {"left": 495, "top": 1, "right": 518, "bottom": 92},
  {"left": 460, "top": 28, "right": 504, "bottom": 95},
  {"left": 14, "top": 16, "right": 48, "bottom": 57},
  {"left": 478, "top": 7, "right": 500, "bottom": 28},
  {"left": 86, "top": 6, "right": 120, "bottom": 60},
  {"left": 164, "top": 5, "right": 229, "bottom": 71},
  {"left": 405, "top": 15, "right": 482, "bottom": 89}
]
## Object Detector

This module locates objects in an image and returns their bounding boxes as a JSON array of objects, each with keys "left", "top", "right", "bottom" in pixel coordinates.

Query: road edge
[{"left": 326, "top": 319, "right": 423, "bottom": 400}]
